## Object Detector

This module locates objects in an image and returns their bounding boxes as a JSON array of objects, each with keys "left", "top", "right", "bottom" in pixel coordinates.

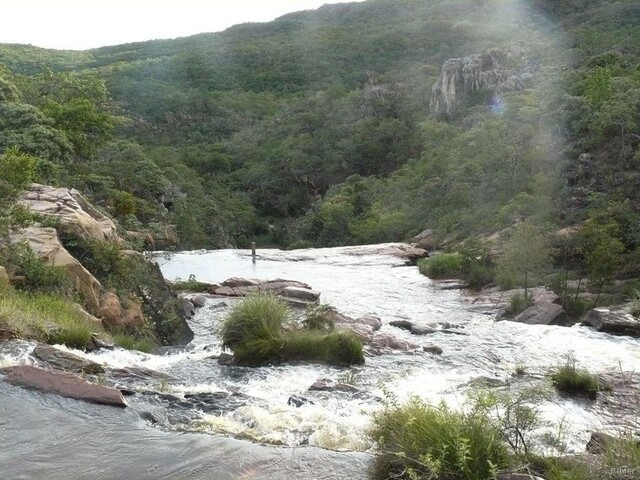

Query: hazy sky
[{"left": 0, "top": 0, "right": 365, "bottom": 50}]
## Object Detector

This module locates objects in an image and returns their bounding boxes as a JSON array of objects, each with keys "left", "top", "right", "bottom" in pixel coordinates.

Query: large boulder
[
  {"left": 20, "top": 184, "right": 119, "bottom": 243},
  {"left": 0, "top": 365, "right": 127, "bottom": 407},
  {"left": 32, "top": 343, "right": 105, "bottom": 374},
  {"left": 429, "top": 45, "right": 530, "bottom": 116},
  {"left": 14, "top": 226, "right": 104, "bottom": 312},
  {"left": 584, "top": 308, "right": 640, "bottom": 337},
  {"left": 514, "top": 302, "right": 566, "bottom": 326},
  {"left": 98, "top": 291, "right": 123, "bottom": 329}
]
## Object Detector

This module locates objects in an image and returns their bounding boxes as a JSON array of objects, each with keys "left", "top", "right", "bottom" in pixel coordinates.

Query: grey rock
[
  {"left": 514, "top": 303, "right": 566, "bottom": 326},
  {"left": 389, "top": 320, "right": 413, "bottom": 331},
  {"left": 32, "top": 343, "right": 105, "bottom": 374},
  {"left": 288, "top": 394, "right": 314, "bottom": 407},
  {"left": 423, "top": 345, "right": 443, "bottom": 355},
  {"left": 308, "top": 378, "right": 360, "bottom": 393},
  {"left": 584, "top": 308, "right": 640, "bottom": 337}
]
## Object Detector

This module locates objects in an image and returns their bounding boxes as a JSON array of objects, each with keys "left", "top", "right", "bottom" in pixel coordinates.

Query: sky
[{"left": 0, "top": 0, "right": 365, "bottom": 51}]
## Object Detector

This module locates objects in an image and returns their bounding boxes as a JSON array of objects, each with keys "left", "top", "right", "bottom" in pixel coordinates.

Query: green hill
[{"left": 0, "top": 0, "right": 638, "bottom": 265}]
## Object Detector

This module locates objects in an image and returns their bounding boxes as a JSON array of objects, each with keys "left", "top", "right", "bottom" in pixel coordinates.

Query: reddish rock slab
[{"left": 0, "top": 365, "right": 127, "bottom": 408}]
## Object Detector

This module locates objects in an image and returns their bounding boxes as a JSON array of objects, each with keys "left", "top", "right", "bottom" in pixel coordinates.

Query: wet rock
[
  {"left": 423, "top": 345, "right": 443, "bottom": 355},
  {"left": 389, "top": 320, "right": 413, "bottom": 331},
  {"left": 337, "top": 322, "right": 375, "bottom": 343},
  {"left": 180, "top": 297, "right": 196, "bottom": 317},
  {"left": 369, "top": 333, "right": 419, "bottom": 352},
  {"left": 337, "top": 314, "right": 382, "bottom": 331},
  {"left": 411, "top": 325, "right": 436, "bottom": 335},
  {"left": 139, "top": 411, "right": 158, "bottom": 424},
  {"left": 0, "top": 365, "right": 127, "bottom": 407},
  {"left": 218, "top": 352, "right": 236, "bottom": 365},
  {"left": 108, "top": 366, "right": 172, "bottom": 382},
  {"left": 189, "top": 295, "right": 208, "bottom": 308},
  {"left": 309, "top": 378, "right": 360, "bottom": 393},
  {"left": 584, "top": 308, "right": 640, "bottom": 337},
  {"left": 32, "top": 343, "right": 105, "bottom": 374},
  {"left": 281, "top": 286, "right": 320, "bottom": 302},
  {"left": 85, "top": 333, "right": 115, "bottom": 352},
  {"left": 586, "top": 431, "right": 640, "bottom": 454},
  {"left": 288, "top": 395, "right": 314, "bottom": 408},
  {"left": 514, "top": 302, "right": 566, "bottom": 326},
  {"left": 141, "top": 390, "right": 250, "bottom": 415},
  {"left": 152, "top": 344, "right": 193, "bottom": 356},
  {"left": 435, "top": 280, "right": 468, "bottom": 290}
]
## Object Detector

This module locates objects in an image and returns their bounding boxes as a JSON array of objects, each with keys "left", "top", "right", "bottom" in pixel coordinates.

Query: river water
[{"left": 1, "top": 244, "right": 639, "bottom": 478}]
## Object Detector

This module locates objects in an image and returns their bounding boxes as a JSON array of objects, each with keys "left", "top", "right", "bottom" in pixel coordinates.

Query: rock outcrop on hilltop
[
  {"left": 429, "top": 45, "right": 531, "bottom": 116},
  {"left": 8, "top": 183, "right": 193, "bottom": 345}
]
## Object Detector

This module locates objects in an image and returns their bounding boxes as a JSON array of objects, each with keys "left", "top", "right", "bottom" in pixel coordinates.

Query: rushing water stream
[{"left": 2, "top": 244, "right": 639, "bottom": 478}]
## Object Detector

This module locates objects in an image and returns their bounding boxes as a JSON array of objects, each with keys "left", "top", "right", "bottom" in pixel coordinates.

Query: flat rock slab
[
  {"left": 32, "top": 343, "right": 105, "bottom": 374},
  {"left": 309, "top": 378, "right": 360, "bottom": 393},
  {"left": 0, "top": 365, "right": 127, "bottom": 408},
  {"left": 514, "top": 303, "right": 566, "bottom": 326},
  {"left": 584, "top": 308, "right": 640, "bottom": 337}
]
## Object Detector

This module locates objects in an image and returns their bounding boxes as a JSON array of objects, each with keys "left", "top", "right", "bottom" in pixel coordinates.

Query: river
[{"left": 1, "top": 244, "right": 639, "bottom": 478}]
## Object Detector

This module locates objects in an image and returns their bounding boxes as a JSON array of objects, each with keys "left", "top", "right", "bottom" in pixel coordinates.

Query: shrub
[
  {"left": 630, "top": 289, "right": 640, "bottom": 318},
  {"left": 551, "top": 354, "right": 600, "bottom": 399},
  {"left": 8, "top": 242, "right": 73, "bottom": 295},
  {"left": 370, "top": 397, "right": 509, "bottom": 480},
  {"left": 418, "top": 253, "right": 463, "bottom": 278},
  {"left": 220, "top": 294, "right": 364, "bottom": 366}
]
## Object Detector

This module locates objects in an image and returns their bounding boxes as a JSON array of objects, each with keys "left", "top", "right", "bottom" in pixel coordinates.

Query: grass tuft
[
  {"left": 551, "top": 354, "right": 601, "bottom": 399},
  {"left": 220, "top": 294, "right": 364, "bottom": 366}
]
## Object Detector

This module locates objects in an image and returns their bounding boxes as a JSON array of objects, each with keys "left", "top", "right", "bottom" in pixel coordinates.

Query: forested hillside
[{"left": 0, "top": 0, "right": 638, "bottom": 261}]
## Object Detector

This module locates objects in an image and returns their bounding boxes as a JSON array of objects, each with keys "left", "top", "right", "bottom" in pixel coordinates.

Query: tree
[
  {"left": 581, "top": 220, "right": 625, "bottom": 306},
  {"left": 497, "top": 223, "right": 551, "bottom": 298}
]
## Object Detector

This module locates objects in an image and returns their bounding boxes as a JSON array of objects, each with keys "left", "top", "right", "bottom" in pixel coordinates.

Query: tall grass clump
[
  {"left": 551, "top": 353, "right": 600, "bottom": 399},
  {"left": 505, "top": 292, "right": 534, "bottom": 317},
  {"left": 370, "top": 397, "right": 509, "bottom": 480},
  {"left": 220, "top": 293, "right": 288, "bottom": 351},
  {"left": 220, "top": 294, "right": 364, "bottom": 366}
]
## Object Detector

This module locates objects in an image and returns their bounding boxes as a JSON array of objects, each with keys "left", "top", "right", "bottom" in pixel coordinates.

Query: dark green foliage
[
  {"left": 370, "top": 397, "right": 509, "bottom": 480},
  {"left": 220, "top": 294, "right": 363, "bottom": 366}
]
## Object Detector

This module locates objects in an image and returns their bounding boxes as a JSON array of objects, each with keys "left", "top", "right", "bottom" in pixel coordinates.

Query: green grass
[
  {"left": 0, "top": 290, "right": 97, "bottom": 349},
  {"left": 171, "top": 279, "right": 213, "bottom": 293},
  {"left": 220, "top": 294, "right": 364, "bottom": 366},
  {"left": 370, "top": 397, "right": 510, "bottom": 480},
  {"left": 551, "top": 355, "right": 601, "bottom": 399},
  {"left": 111, "top": 332, "right": 157, "bottom": 353}
]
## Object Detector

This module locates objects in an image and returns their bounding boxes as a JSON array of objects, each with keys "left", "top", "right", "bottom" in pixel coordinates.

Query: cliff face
[
  {"left": 429, "top": 45, "right": 530, "bottom": 116},
  {"left": 13, "top": 184, "right": 193, "bottom": 345}
]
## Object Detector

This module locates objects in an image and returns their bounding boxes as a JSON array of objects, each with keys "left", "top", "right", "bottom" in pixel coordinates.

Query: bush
[
  {"left": 7, "top": 242, "right": 73, "bottom": 295},
  {"left": 418, "top": 253, "right": 464, "bottom": 278},
  {"left": 551, "top": 354, "right": 601, "bottom": 399},
  {"left": 220, "top": 294, "right": 364, "bottom": 366},
  {"left": 370, "top": 397, "right": 509, "bottom": 480}
]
